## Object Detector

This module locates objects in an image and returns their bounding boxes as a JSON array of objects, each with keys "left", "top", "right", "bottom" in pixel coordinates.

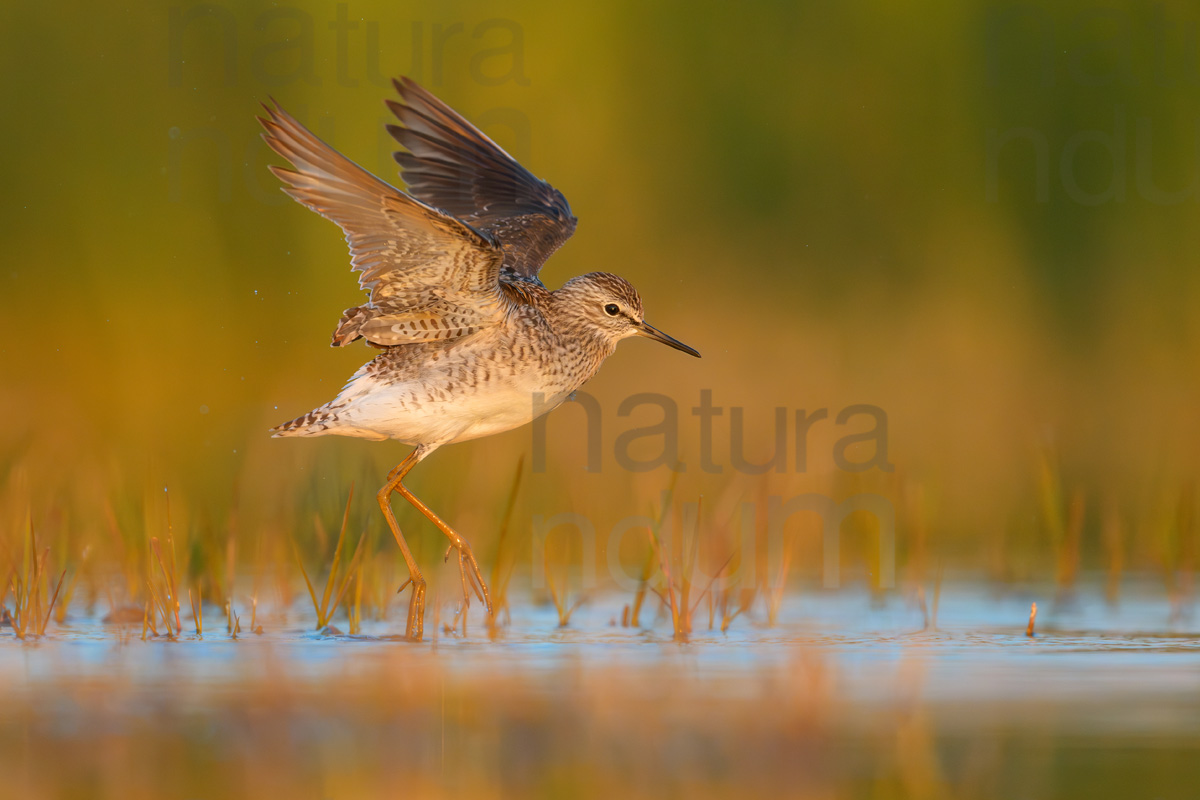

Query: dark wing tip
[
  {"left": 380, "top": 74, "right": 577, "bottom": 279},
  {"left": 260, "top": 97, "right": 284, "bottom": 120},
  {"left": 394, "top": 75, "right": 427, "bottom": 100},
  {"left": 389, "top": 76, "right": 429, "bottom": 112}
]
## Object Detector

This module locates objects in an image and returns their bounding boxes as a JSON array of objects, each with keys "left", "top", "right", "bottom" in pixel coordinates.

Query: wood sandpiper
[{"left": 259, "top": 77, "right": 699, "bottom": 639}]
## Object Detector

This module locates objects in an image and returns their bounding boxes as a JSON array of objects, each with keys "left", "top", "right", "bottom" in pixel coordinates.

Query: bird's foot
[
  {"left": 442, "top": 540, "right": 492, "bottom": 622},
  {"left": 396, "top": 576, "right": 426, "bottom": 641}
]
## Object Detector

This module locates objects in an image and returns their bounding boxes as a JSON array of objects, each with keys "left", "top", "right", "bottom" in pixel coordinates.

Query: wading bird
[{"left": 260, "top": 78, "right": 699, "bottom": 639}]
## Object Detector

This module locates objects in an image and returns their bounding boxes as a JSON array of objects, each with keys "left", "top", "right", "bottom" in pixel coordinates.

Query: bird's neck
[{"left": 543, "top": 293, "right": 617, "bottom": 389}]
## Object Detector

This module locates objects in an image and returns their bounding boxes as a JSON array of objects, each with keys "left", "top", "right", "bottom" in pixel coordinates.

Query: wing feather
[
  {"left": 387, "top": 77, "right": 577, "bottom": 281},
  {"left": 258, "top": 100, "right": 509, "bottom": 346}
]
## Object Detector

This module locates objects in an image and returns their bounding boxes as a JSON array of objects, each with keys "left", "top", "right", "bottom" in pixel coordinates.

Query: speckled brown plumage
[{"left": 259, "top": 79, "right": 698, "bottom": 639}]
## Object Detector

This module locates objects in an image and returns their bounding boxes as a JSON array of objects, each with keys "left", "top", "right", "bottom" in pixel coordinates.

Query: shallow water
[
  {"left": 5, "top": 581, "right": 1199, "bottom": 800},
  {"left": 7, "top": 582, "right": 1199, "bottom": 712}
]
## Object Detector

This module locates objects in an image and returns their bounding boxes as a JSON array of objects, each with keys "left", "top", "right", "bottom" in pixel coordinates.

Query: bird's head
[{"left": 556, "top": 272, "right": 700, "bottom": 358}]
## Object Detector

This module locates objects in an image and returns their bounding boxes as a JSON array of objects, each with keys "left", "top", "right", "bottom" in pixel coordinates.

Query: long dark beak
[{"left": 634, "top": 320, "right": 700, "bottom": 358}]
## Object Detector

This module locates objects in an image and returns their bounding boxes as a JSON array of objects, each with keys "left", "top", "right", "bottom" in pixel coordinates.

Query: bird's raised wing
[
  {"left": 386, "top": 77, "right": 577, "bottom": 282},
  {"left": 259, "top": 101, "right": 508, "bottom": 347}
]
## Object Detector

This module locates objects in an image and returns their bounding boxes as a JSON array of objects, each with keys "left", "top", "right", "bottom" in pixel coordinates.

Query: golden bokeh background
[
  {"left": 5, "top": 4, "right": 1200, "bottom": 799},
  {"left": 3, "top": 0, "right": 1199, "bottom": 589}
]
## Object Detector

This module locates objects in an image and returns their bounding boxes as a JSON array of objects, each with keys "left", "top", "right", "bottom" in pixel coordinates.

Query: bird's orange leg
[
  {"left": 378, "top": 449, "right": 427, "bottom": 640},
  {"left": 391, "top": 483, "right": 492, "bottom": 622}
]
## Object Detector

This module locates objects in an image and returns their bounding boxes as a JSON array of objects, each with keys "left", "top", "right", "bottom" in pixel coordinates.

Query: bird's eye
[{"left": 604, "top": 303, "right": 620, "bottom": 316}]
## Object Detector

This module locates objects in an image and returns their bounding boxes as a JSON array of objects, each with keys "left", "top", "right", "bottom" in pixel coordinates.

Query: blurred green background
[{"left": 2, "top": 0, "right": 1199, "bottom": 582}]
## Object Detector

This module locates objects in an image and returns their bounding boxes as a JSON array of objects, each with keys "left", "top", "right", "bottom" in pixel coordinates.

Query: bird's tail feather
[{"left": 270, "top": 407, "right": 336, "bottom": 438}]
